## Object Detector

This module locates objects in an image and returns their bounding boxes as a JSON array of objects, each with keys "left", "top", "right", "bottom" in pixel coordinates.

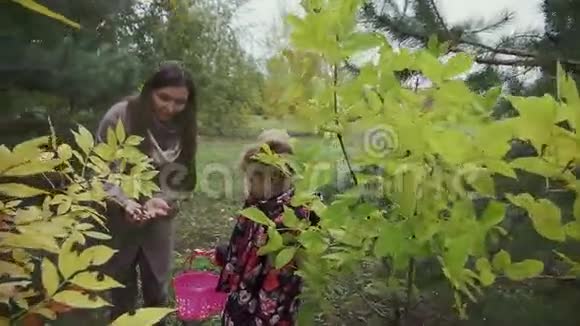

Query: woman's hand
[
  {"left": 144, "top": 197, "right": 171, "bottom": 218},
  {"left": 124, "top": 200, "right": 149, "bottom": 224}
]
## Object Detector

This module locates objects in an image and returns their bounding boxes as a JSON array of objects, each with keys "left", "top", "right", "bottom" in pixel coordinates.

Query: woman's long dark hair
[{"left": 127, "top": 62, "right": 197, "bottom": 192}]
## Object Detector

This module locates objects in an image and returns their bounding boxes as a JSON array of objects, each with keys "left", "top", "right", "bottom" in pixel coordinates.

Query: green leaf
[
  {"left": 444, "top": 53, "right": 473, "bottom": 79},
  {"left": 510, "top": 157, "right": 561, "bottom": 178},
  {"left": 275, "top": 247, "right": 298, "bottom": 269},
  {"left": 240, "top": 207, "right": 275, "bottom": 227},
  {"left": 282, "top": 206, "right": 301, "bottom": 229},
  {"left": 374, "top": 222, "right": 408, "bottom": 258},
  {"left": 508, "top": 95, "right": 558, "bottom": 151},
  {"left": 111, "top": 308, "right": 176, "bottom": 326},
  {"left": 505, "top": 260, "right": 544, "bottom": 281},
  {"left": 69, "top": 271, "right": 124, "bottom": 291},
  {"left": 0, "top": 183, "right": 47, "bottom": 198},
  {"left": 528, "top": 199, "right": 566, "bottom": 242},
  {"left": 52, "top": 290, "right": 111, "bottom": 308},
  {"left": 506, "top": 194, "right": 566, "bottom": 242},
  {"left": 297, "top": 230, "right": 328, "bottom": 255},
  {"left": 417, "top": 51, "right": 444, "bottom": 84},
  {"left": 480, "top": 200, "right": 506, "bottom": 229},
  {"left": 41, "top": 258, "right": 60, "bottom": 296},
  {"left": 483, "top": 160, "right": 517, "bottom": 179},
  {"left": 341, "top": 32, "right": 386, "bottom": 56},
  {"left": 257, "top": 227, "right": 284, "bottom": 255},
  {"left": 427, "top": 34, "right": 441, "bottom": 56},
  {"left": 492, "top": 250, "right": 511, "bottom": 271},
  {"left": 467, "top": 170, "right": 495, "bottom": 197},
  {"left": 564, "top": 221, "right": 580, "bottom": 240},
  {"left": 475, "top": 258, "right": 495, "bottom": 286},
  {"left": 11, "top": 0, "right": 80, "bottom": 28}
]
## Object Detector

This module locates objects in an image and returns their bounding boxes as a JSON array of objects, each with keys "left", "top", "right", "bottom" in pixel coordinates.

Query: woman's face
[{"left": 151, "top": 86, "right": 189, "bottom": 122}]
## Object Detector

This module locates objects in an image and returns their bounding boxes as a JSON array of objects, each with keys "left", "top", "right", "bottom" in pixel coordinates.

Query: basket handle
[{"left": 183, "top": 248, "right": 217, "bottom": 270}]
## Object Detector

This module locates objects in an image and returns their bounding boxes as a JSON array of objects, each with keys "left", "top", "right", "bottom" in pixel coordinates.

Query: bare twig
[
  {"left": 333, "top": 35, "right": 358, "bottom": 186},
  {"left": 466, "top": 11, "right": 514, "bottom": 34}
]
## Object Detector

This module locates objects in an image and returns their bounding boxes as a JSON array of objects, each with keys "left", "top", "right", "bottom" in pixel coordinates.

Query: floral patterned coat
[{"left": 216, "top": 188, "right": 320, "bottom": 326}]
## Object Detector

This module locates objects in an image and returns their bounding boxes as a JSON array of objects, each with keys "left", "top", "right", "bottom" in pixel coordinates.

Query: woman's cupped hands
[{"left": 124, "top": 198, "right": 171, "bottom": 224}]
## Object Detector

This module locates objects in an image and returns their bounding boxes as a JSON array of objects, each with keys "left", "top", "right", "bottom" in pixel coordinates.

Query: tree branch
[
  {"left": 363, "top": 6, "right": 580, "bottom": 68},
  {"left": 428, "top": 0, "right": 450, "bottom": 37}
]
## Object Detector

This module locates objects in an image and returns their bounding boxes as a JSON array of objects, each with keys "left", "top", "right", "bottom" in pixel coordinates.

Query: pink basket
[{"left": 172, "top": 250, "right": 228, "bottom": 321}]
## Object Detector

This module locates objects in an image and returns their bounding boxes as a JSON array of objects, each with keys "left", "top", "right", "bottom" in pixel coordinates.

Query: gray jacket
[{"left": 95, "top": 100, "right": 188, "bottom": 282}]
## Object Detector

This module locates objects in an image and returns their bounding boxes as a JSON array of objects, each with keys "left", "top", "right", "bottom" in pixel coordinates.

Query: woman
[
  {"left": 216, "top": 130, "right": 319, "bottom": 326},
  {"left": 95, "top": 62, "right": 197, "bottom": 324}
]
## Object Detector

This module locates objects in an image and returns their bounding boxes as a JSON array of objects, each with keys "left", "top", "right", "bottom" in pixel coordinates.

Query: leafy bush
[
  {"left": 244, "top": 0, "right": 580, "bottom": 324},
  {"left": 0, "top": 121, "right": 174, "bottom": 325}
]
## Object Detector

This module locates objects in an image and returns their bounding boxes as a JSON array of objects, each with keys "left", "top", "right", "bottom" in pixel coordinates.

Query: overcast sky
[{"left": 231, "top": 0, "right": 545, "bottom": 61}]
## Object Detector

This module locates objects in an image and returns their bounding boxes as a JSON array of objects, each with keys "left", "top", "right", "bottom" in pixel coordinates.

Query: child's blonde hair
[{"left": 240, "top": 129, "right": 294, "bottom": 200}]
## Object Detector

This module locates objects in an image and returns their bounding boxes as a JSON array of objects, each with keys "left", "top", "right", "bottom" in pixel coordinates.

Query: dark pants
[{"left": 109, "top": 248, "right": 169, "bottom": 325}]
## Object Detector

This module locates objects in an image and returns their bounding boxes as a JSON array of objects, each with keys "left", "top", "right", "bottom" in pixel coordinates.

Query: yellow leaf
[
  {"left": 0, "top": 260, "right": 30, "bottom": 278},
  {"left": 57, "top": 144, "right": 73, "bottom": 161},
  {"left": 11, "top": 136, "right": 48, "bottom": 157},
  {"left": 125, "top": 135, "right": 144, "bottom": 146},
  {"left": 83, "top": 231, "right": 112, "bottom": 240},
  {"left": 14, "top": 206, "right": 42, "bottom": 224},
  {"left": 3, "top": 159, "right": 61, "bottom": 177},
  {"left": 0, "top": 317, "right": 9, "bottom": 326},
  {"left": 94, "top": 143, "right": 115, "bottom": 161},
  {"left": 5, "top": 200, "right": 22, "bottom": 208},
  {"left": 111, "top": 308, "right": 176, "bottom": 326},
  {"left": 0, "top": 232, "right": 59, "bottom": 253},
  {"left": 12, "top": 249, "right": 31, "bottom": 264},
  {"left": 73, "top": 125, "right": 95, "bottom": 156},
  {"left": 14, "top": 297, "right": 28, "bottom": 309},
  {"left": 41, "top": 258, "right": 60, "bottom": 296},
  {"left": 52, "top": 290, "right": 110, "bottom": 309},
  {"left": 58, "top": 233, "right": 83, "bottom": 279},
  {"left": 75, "top": 223, "right": 94, "bottom": 231},
  {"left": 57, "top": 198, "right": 72, "bottom": 215},
  {"left": 115, "top": 120, "right": 126, "bottom": 143},
  {"left": 0, "top": 183, "right": 47, "bottom": 198},
  {"left": 70, "top": 271, "right": 124, "bottom": 291},
  {"left": 79, "top": 245, "right": 117, "bottom": 267},
  {"left": 11, "top": 0, "right": 81, "bottom": 29},
  {"left": 17, "top": 219, "right": 71, "bottom": 238},
  {"left": 30, "top": 307, "right": 57, "bottom": 320},
  {"left": 0, "top": 281, "right": 31, "bottom": 302}
]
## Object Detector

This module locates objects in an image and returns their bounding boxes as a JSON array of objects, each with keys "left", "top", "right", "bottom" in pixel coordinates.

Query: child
[{"left": 216, "top": 130, "right": 319, "bottom": 326}]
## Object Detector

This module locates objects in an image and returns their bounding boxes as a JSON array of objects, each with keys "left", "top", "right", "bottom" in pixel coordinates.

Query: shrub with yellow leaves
[{"left": 0, "top": 121, "right": 175, "bottom": 325}]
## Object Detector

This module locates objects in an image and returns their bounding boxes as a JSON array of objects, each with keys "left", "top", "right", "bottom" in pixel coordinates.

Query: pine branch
[
  {"left": 427, "top": 0, "right": 450, "bottom": 37},
  {"left": 361, "top": 2, "right": 580, "bottom": 68}
]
